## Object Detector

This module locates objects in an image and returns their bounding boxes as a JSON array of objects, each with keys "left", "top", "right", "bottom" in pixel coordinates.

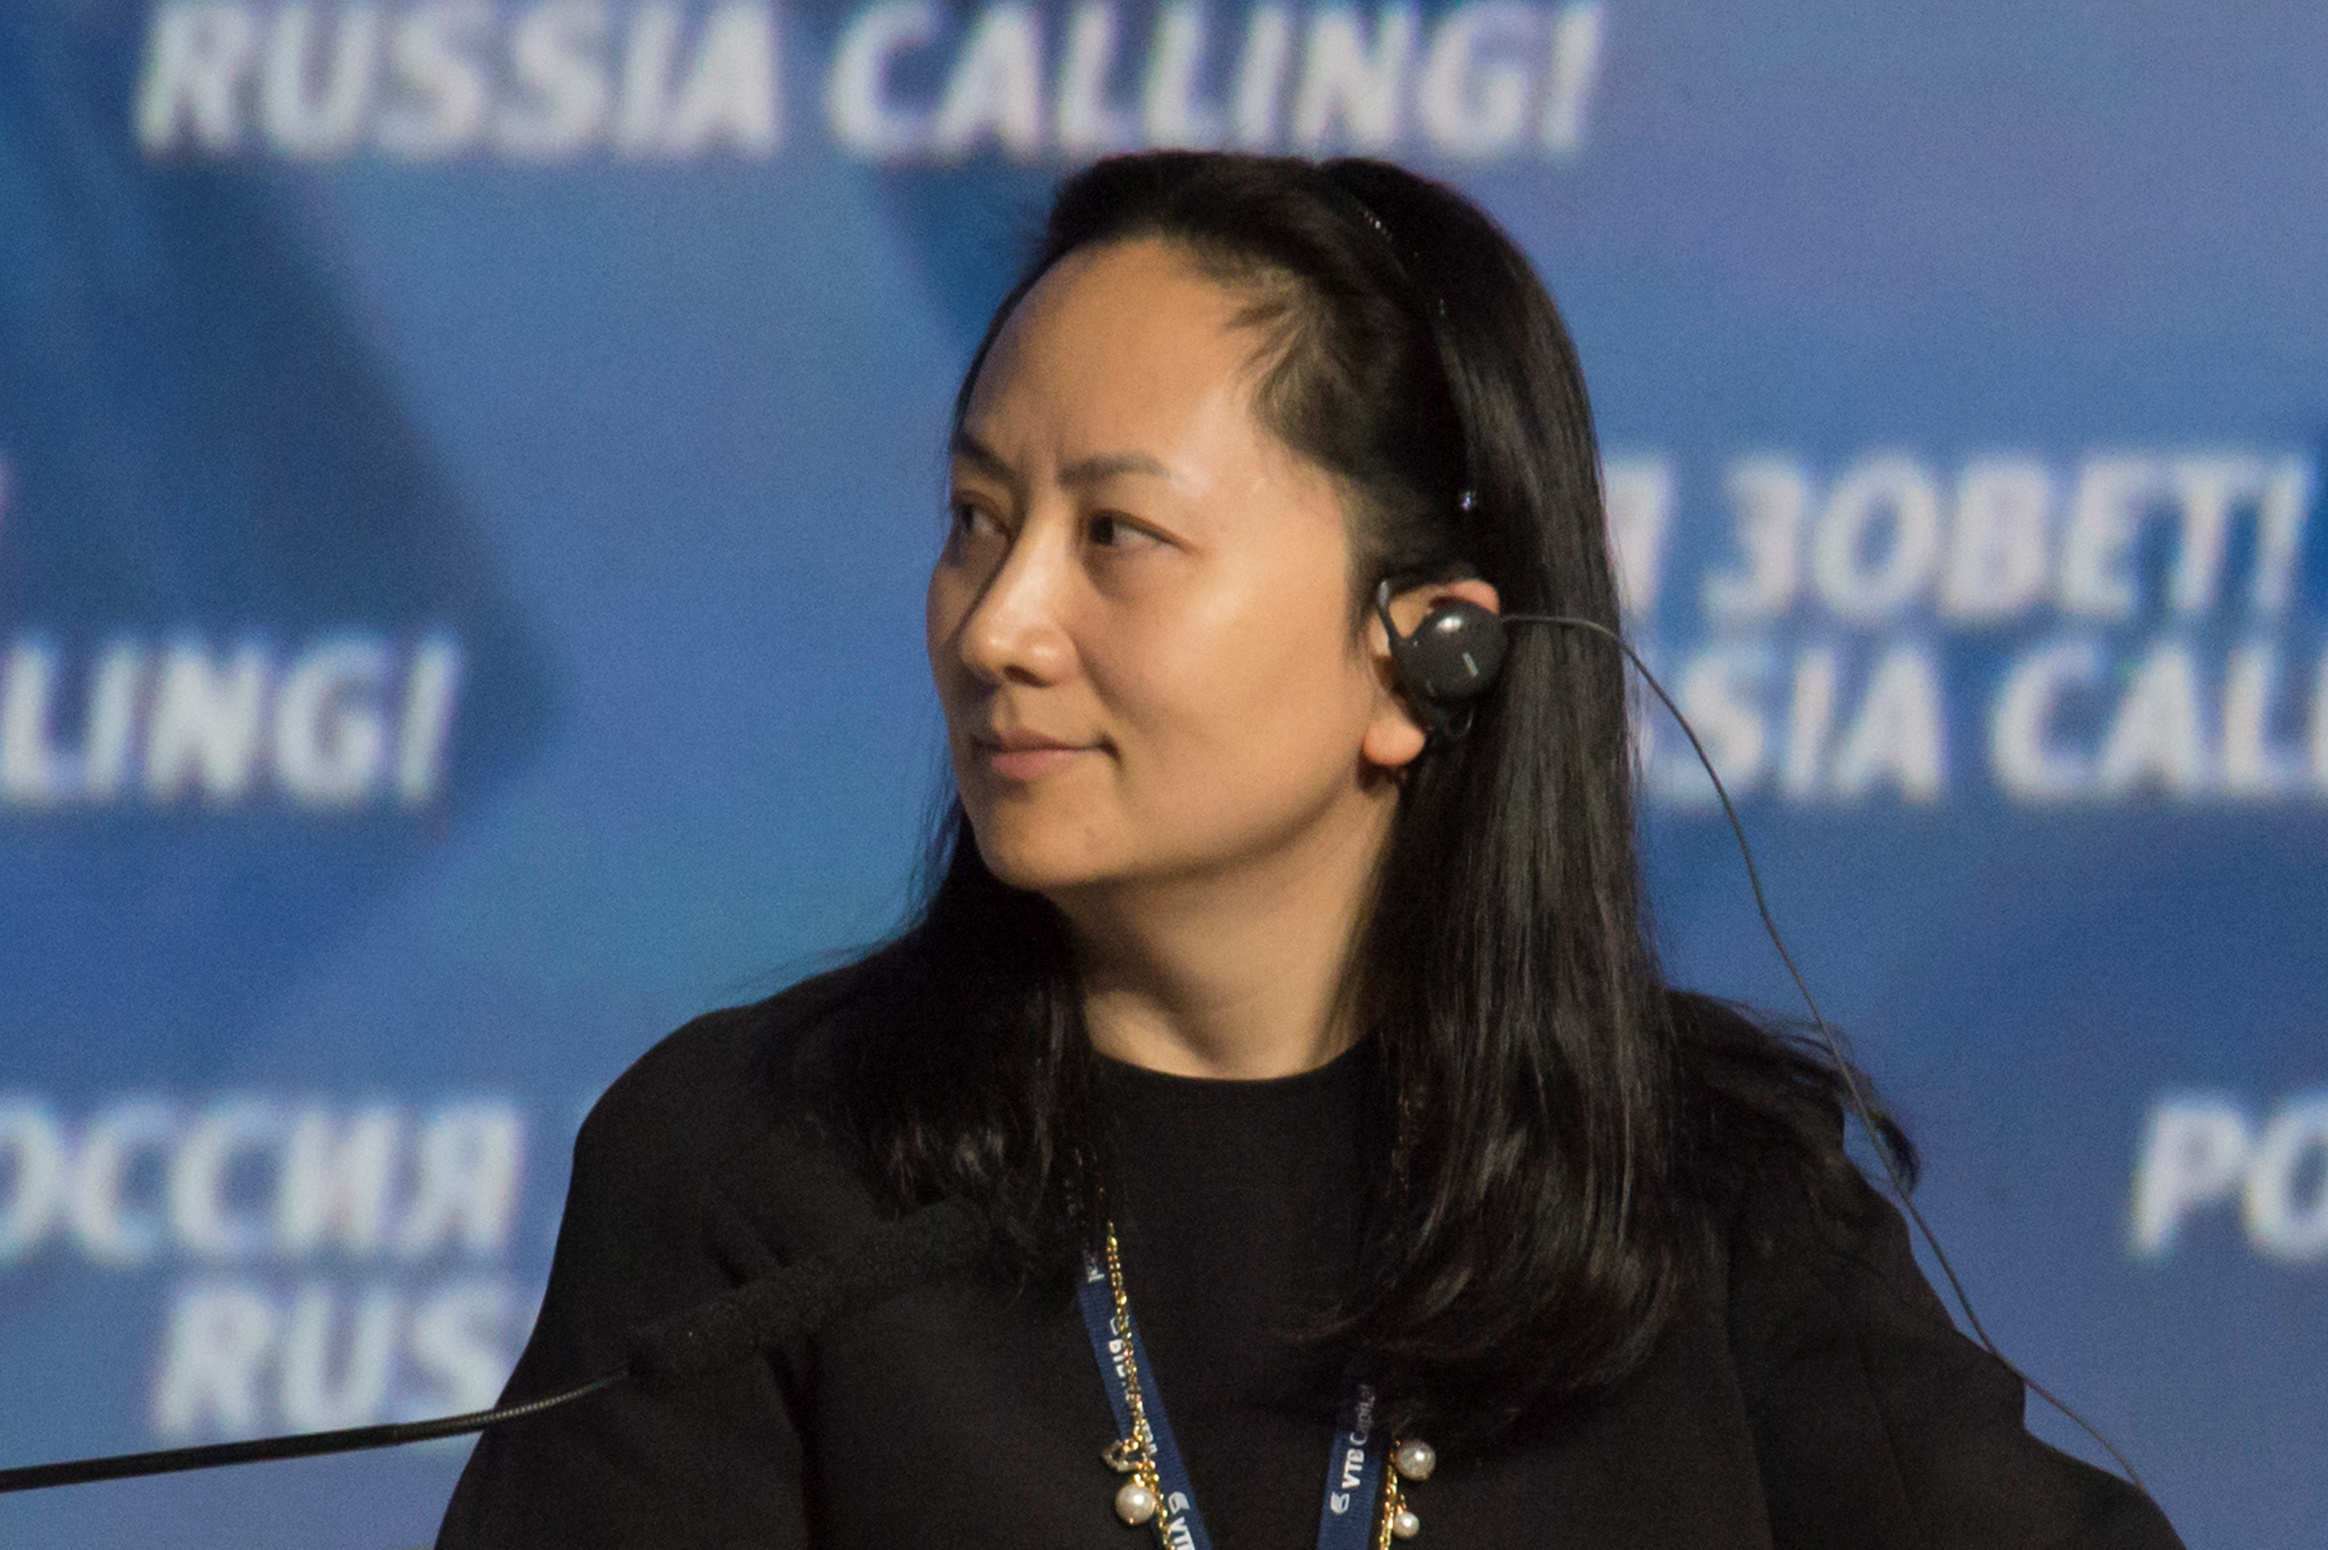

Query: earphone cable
[{"left": 1502, "top": 612, "right": 2152, "bottom": 1500}]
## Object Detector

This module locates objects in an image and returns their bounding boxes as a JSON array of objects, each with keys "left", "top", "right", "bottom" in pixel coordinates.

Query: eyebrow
[{"left": 949, "top": 430, "right": 1177, "bottom": 490}]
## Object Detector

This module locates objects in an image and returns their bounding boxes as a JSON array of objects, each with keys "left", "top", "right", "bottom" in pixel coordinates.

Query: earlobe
[{"left": 1361, "top": 683, "right": 1431, "bottom": 771}]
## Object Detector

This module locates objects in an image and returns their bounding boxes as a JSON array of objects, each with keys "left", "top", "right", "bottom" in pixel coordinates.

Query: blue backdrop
[{"left": 2, "top": 3, "right": 2321, "bottom": 1545}]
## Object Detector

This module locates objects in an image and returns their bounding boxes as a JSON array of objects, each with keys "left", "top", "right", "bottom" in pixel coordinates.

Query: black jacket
[{"left": 437, "top": 978, "right": 2181, "bottom": 1549}]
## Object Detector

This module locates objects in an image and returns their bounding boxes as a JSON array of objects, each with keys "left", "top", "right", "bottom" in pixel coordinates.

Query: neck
[{"left": 1055, "top": 796, "right": 1391, "bottom": 1081}]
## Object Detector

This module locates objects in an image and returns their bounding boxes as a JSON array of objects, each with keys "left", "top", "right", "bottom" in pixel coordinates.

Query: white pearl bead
[
  {"left": 1115, "top": 1480, "right": 1159, "bottom": 1525},
  {"left": 1393, "top": 1440, "right": 1437, "bottom": 1481},
  {"left": 1391, "top": 1507, "right": 1422, "bottom": 1540}
]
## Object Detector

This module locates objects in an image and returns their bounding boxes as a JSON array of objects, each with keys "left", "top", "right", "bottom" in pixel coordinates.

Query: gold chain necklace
[{"left": 1095, "top": 1218, "right": 1434, "bottom": 1547}]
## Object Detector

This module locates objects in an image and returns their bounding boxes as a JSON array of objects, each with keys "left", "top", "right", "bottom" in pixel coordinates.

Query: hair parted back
[{"left": 827, "top": 152, "right": 1709, "bottom": 1446}]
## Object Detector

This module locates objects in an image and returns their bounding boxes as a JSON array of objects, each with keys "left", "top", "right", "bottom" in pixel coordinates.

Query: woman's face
[{"left": 927, "top": 238, "right": 1424, "bottom": 907}]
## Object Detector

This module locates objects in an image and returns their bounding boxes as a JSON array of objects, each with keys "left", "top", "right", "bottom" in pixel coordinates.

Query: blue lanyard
[{"left": 1076, "top": 1246, "right": 1389, "bottom": 1550}]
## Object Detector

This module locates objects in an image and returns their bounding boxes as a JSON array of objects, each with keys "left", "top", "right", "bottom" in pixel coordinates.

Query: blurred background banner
[{"left": 0, "top": 1, "right": 2319, "bottom": 1544}]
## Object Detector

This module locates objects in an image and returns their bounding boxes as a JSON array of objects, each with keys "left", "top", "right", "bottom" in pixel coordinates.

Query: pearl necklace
[{"left": 1095, "top": 1219, "right": 1436, "bottom": 1547}]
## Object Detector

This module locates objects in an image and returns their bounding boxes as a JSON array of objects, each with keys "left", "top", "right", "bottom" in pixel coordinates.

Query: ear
[{"left": 1360, "top": 577, "right": 1503, "bottom": 770}]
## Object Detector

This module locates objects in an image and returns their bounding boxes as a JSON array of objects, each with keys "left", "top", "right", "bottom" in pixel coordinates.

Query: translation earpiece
[{"left": 1374, "top": 578, "right": 1508, "bottom": 711}]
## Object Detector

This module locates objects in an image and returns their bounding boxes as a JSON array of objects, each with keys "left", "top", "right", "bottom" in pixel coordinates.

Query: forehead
[{"left": 962, "top": 239, "right": 1274, "bottom": 449}]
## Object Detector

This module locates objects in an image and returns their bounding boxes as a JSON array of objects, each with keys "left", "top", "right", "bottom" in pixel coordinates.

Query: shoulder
[
  {"left": 1665, "top": 988, "right": 1850, "bottom": 1140},
  {"left": 550, "top": 952, "right": 908, "bottom": 1302},
  {"left": 1662, "top": 992, "right": 1939, "bottom": 1330},
  {"left": 437, "top": 966, "right": 900, "bottom": 1550},
  {"left": 1663, "top": 995, "right": 2184, "bottom": 1548},
  {"left": 496, "top": 951, "right": 912, "bottom": 1396},
  {"left": 1658, "top": 991, "right": 1980, "bottom": 1424},
  {"left": 1664, "top": 989, "right": 1897, "bottom": 1238},
  {"left": 573, "top": 948, "right": 900, "bottom": 1194}
]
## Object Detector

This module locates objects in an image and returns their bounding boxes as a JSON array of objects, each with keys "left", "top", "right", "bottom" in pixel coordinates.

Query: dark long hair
[{"left": 821, "top": 152, "right": 1902, "bottom": 1447}]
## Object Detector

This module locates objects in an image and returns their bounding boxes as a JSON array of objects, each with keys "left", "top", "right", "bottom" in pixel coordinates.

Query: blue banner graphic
[{"left": 1, "top": 3, "right": 2321, "bottom": 1546}]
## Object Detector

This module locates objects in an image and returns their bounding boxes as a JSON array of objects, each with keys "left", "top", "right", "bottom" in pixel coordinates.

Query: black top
[
  {"left": 1095, "top": 1045, "right": 1378, "bottom": 1550},
  {"left": 436, "top": 975, "right": 2184, "bottom": 1550}
]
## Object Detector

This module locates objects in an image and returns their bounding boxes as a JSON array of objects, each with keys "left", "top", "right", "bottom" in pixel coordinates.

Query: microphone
[
  {"left": 0, "top": 1197, "right": 982, "bottom": 1496},
  {"left": 628, "top": 1194, "right": 980, "bottom": 1390}
]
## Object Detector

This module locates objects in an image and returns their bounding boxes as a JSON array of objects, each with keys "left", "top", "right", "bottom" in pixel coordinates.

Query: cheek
[
  {"left": 1107, "top": 590, "right": 1372, "bottom": 799},
  {"left": 925, "top": 567, "right": 970, "bottom": 700}
]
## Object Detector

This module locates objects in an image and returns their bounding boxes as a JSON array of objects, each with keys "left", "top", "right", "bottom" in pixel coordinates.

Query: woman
[{"left": 438, "top": 153, "right": 2180, "bottom": 1549}]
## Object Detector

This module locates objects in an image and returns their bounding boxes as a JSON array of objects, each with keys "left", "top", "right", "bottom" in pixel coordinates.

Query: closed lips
[{"left": 971, "top": 728, "right": 1104, "bottom": 778}]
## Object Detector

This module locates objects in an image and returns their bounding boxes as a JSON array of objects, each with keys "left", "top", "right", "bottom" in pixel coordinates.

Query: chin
[{"left": 965, "top": 808, "right": 1114, "bottom": 896}]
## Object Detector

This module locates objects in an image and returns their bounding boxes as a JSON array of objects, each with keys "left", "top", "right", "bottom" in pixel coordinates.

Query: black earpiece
[{"left": 1374, "top": 578, "right": 1507, "bottom": 733}]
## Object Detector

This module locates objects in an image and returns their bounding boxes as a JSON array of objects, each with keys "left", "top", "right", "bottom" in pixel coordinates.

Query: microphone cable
[
  {"left": 0, "top": 1373, "right": 631, "bottom": 1495},
  {"left": 0, "top": 1196, "right": 982, "bottom": 1496}
]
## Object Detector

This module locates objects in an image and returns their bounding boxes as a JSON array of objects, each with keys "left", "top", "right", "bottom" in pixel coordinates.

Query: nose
[{"left": 949, "top": 514, "right": 1078, "bottom": 689}]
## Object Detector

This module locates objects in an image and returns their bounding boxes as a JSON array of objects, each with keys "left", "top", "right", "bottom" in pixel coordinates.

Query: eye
[
  {"left": 1086, "top": 512, "right": 1158, "bottom": 550},
  {"left": 947, "top": 497, "right": 1000, "bottom": 543}
]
